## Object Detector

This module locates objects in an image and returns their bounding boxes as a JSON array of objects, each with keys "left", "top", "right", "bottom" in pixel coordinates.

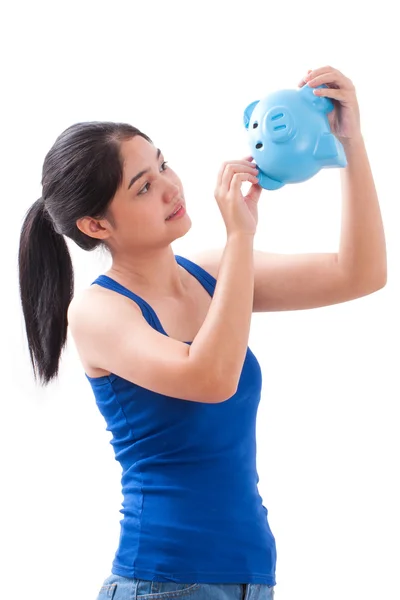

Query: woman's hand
[
  {"left": 214, "top": 157, "right": 262, "bottom": 237},
  {"left": 298, "top": 66, "right": 362, "bottom": 146}
]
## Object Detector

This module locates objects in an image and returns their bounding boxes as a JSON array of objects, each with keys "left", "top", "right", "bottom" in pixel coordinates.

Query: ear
[
  {"left": 243, "top": 100, "right": 259, "bottom": 129},
  {"left": 314, "top": 133, "right": 348, "bottom": 167},
  {"left": 300, "top": 83, "right": 334, "bottom": 113}
]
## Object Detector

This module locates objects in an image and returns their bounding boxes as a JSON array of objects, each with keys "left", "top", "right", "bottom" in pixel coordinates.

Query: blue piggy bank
[{"left": 243, "top": 84, "right": 347, "bottom": 190}]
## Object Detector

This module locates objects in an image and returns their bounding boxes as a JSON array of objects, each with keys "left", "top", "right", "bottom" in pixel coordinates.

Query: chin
[{"left": 172, "top": 215, "right": 192, "bottom": 239}]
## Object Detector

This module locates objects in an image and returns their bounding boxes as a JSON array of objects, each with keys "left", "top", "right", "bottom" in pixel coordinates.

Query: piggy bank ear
[
  {"left": 300, "top": 83, "right": 334, "bottom": 113},
  {"left": 243, "top": 100, "right": 259, "bottom": 129}
]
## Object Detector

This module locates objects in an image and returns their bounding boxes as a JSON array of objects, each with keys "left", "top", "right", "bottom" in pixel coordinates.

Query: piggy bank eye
[
  {"left": 252, "top": 122, "right": 259, "bottom": 129},
  {"left": 256, "top": 142, "right": 263, "bottom": 149}
]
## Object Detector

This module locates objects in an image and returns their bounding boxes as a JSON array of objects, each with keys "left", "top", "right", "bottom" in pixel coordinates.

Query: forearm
[
  {"left": 189, "top": 233, "right": 255, "bottom": 398},
  {"left": 338, "top": 136, "right": 387, "bottom": 289}
]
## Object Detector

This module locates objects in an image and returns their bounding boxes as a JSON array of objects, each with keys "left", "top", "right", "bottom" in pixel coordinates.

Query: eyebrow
[{"left": 128, "top": 148, "right": 162, "bottom": 190}]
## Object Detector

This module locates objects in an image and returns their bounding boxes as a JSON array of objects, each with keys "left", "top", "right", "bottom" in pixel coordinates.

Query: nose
[
  {"left": 162, "top": 178, "right": 181, "bottom": 202},
  {"left": 264, "top": 106, "right": 296, "bottom": 143}
]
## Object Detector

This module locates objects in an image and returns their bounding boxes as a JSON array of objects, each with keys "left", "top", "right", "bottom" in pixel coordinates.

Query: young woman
[{"left": 18, "top": 66, "right": 386, "bottom": 600}]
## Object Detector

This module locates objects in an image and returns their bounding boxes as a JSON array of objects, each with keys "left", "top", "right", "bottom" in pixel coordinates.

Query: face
[{"left": 81, "top": 136, "right": 191, "bottom": 253}]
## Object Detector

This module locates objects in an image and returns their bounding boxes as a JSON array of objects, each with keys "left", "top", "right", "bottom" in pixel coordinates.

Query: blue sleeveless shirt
[{"left": 85, "top": 255, "right": 277, "bottom": 585}]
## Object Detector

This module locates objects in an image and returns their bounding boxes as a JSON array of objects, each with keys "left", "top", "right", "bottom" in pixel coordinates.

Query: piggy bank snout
[{"left": 263, "top": 106, "right": 296, "bottom": 143}]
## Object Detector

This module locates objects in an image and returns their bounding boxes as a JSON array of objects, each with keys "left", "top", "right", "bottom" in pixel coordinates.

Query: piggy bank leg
[{"left": 258, "top": 171, "right": 284, "bottom": 191}]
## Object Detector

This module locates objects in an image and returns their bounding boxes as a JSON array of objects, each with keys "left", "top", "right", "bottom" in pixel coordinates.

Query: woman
[{"left": 18, "top": 67, "right": 386, "bottom": 600}]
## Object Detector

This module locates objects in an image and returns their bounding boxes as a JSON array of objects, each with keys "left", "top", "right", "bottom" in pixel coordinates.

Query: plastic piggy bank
[{"left": 243, "top": 84, "right": 347, "bottom": 190}]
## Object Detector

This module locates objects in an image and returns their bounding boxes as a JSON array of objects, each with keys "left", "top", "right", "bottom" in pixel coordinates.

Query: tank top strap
[
  {"left": 90, "top": 274, "right": 163, "bottom": 332},
  {"left": 90, "top": 255, "right": 217, "bottom": 337},
  {"left": 174, "top": 255, "right": 217, "bottom": 295}
]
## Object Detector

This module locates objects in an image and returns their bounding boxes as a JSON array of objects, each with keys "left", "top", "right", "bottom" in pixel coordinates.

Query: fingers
[
  {"left": 298, "top": 67, "right": 354, "bottom": 91},
  {"left": 312, "top": 86, "right": 350, "bottom": 102},
  {"left": 305, "top": 67, "right": 353, "bottom": 89},
  {"left": 218, "top": 160, "right": 259, "bottom": 193},
  {"left": 245, "top": 182, "right": 263, "bottom": 204},
  {"left": 308, "top": 73, "right": 353, "bottom": 91},
  {"left": 307, "top": 72, "right": 340, "bottom": 88},
  {"left": 298, "top": 69, "right": 312, "bottom": 88},
  {"left": 304, "top": 66, "right": 340, "bottom": 82},
  {"left": 229, "top": 172, "right": 259, "bottom": 197},
  {"left": 217, "top": 158, "right": 257, "bottom": 187}
]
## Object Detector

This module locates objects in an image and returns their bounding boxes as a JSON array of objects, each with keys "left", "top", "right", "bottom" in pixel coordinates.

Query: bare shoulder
[
  {"left": 67, "top": 284, "right": 143, "bottom": 376},
  {"left": 67, "top": 285, "right": 101, "bottom": 329},
  {"left": 67, "top": 284, "right": 140, "bottom": 332}
]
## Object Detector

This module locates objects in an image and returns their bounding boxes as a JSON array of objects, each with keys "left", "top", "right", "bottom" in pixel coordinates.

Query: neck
[{"left": 106, "top": 246, "right": 187, "bottom": 298}]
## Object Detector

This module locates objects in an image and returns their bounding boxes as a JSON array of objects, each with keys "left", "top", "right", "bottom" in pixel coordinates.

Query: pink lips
[{"left": 166, "top": 204, "right": 185, "bottom": 221}]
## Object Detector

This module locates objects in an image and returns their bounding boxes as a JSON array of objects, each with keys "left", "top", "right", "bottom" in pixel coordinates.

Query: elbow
[
  {"left": 378, "top": 267, "right": 388, "bottom": 288},
  {"left": 213, "top": 387, "right": 237, "bottom": 403},
  {"left": 348, "top": 264, "right": 387, "bottom": 297},
  {"left": 207, "top": 376, "right": 238, "bottom": 403},
  {"left": 376, "top": 276, "right": 387, "bottom": 290},
  {"left": 369, "top": 258, "right": 388, "bottom": 290},
  {"left": 368, "top": 270, "right": 387, "bottom": 292},
  {"left": 189, "top": 358, "right": 238, "bottom": 403},
  {"left": 199, "top": 374, "right": 237, "bottom": 404},
  {"left": 355, "top": 273, "right": 387, "bottom": 298}
]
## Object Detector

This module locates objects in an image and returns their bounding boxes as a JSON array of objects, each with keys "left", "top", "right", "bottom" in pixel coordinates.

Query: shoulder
[
  {"left": 67, "top": 287, "right": 98, "bottom": 335},
  {"left": 67, "top": 284, "right": 140, "bottom": 333}
]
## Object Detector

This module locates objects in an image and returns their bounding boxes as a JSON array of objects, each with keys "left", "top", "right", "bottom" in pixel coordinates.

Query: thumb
[{"left": 245, "top": 182, "right": 262, "bottom": 204}]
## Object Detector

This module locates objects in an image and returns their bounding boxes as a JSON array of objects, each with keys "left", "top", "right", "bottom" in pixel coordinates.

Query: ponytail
[
  {"left": 18, "top": 198, "right": 74, "bottom": 386},
  {"left": 18, "top": 121, "right": 152, "bottom": 387}
]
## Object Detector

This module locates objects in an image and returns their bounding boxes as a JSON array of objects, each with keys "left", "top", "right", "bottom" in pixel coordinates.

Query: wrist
[
  {"left": 227, "top": 231, "right": 255, "bottom": 242},
  {"left": 341, "top": 133, "right": 365, "bottom": 151}
]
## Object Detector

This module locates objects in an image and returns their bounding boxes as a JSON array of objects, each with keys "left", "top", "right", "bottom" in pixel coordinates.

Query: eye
[
  {"left": 138, "top": 161, "right": 169, "bottom": 195},
  {"left": 138, "top": 182, "right": 150, "bottom": 195}
]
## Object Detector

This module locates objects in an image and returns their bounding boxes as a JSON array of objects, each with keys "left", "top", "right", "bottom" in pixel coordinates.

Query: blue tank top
[{"left": 85, "top": 255, "right": 277, "bottom": 585}]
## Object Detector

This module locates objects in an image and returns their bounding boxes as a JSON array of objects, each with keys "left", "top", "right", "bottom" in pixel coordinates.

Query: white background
[{"left": 1, "top": 1, "right": 399, "bottom": 599}]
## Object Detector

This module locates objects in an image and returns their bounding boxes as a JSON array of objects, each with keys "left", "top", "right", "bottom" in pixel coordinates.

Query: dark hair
[{"left": 18, "top": 121, "right": 152, "bottom": 387}]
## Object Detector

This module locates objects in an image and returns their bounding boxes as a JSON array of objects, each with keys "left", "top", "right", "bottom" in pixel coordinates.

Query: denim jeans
[{"left": 96, "top": 574, "right": 275, "bottom": 599}]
